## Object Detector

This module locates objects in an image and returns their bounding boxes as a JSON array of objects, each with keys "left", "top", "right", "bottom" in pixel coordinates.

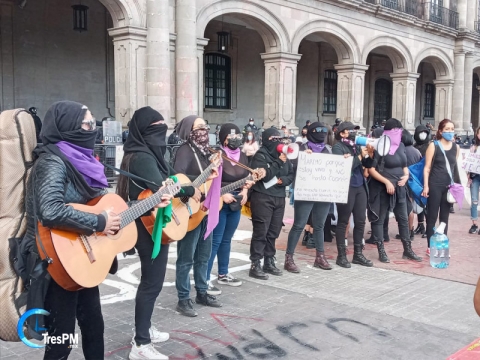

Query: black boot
[
  {"left": 376, "top": 241, "right": 390, "bottom": 263},
  {"left": 410, "top": 228, "right": 415, "bottom": 241},
  {"left": 263, "top": 257, "right": 283, "bottom": 276},
  {"left": 414, "top": 223, "right": 425, "bottom": 235},
  {"left": 365, "top": 235, "right": 376, "bottom": 244},
  {"left": 306, "top": 234, "right": 315, "bottom": 249},
  {"left": 401, "top": 240, "right": 422, "bottom": 262},
  {"left": 336, "top": 243, "right": 351, "bottom": 268},
  {"left": 249, "top": 260, "right": 269, "bottom": 280},
  {"left": 352, "top": 244, "right": 373, "bottom": 267},
  {"left": 301, "top": 230, "right": 309, "bottom": 246}
]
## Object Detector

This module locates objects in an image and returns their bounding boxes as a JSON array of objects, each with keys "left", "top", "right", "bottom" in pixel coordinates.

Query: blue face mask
[{"left": 442, "top": 132, "right": 454, "bottom": 141}]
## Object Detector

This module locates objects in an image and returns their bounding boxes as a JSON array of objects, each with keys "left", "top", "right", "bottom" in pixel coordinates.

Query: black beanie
[
  {"left": 219, "top": 123, "right": 241, "bottom": 144},
  {"left": 384, "top": 118, "right": 403, "bottom": 131}
]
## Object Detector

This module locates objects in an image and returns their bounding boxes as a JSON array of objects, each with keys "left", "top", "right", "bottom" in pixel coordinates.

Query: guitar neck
[
  {"left": 192, "top": 162, "right": 216, "bottom": 188},
  {"left": 220, "top": 175, "right": 252, "bottom": 195},
  {"left": 119, "top": 183, "right": 181, "bottom": 228}
]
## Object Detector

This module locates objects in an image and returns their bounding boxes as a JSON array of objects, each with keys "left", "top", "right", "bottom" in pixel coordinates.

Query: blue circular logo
[{"left": 17, "top": 308, "right": 50, "bottom": 348}]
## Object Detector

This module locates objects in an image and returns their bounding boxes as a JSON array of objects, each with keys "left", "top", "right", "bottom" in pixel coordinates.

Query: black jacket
[{"left": 250, "top": 147, "right": 294, "bottom": 198}]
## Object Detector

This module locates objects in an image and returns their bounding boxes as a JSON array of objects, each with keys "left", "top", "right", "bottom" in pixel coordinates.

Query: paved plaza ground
[{"left": 1, "top": 203, "right": 479, "bottom": 359}]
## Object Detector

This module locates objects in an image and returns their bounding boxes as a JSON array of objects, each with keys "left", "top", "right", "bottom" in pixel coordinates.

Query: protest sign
[
  {"left": 462, "top": 153, "right": 480, "bottom": 175},
  {"left": 294, "top": 152, "right": 353, "bottom": 203}
]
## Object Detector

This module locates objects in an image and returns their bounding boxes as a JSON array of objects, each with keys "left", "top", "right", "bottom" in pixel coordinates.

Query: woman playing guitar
[
  {"left": 26, "top": 101, "right": 172, "bottom": 360},
  {"left": 116, "top": 107, "right": 192, "bottom": 360},
  {"left": 172, "top": 116, "right": 220, "bottom": 317}
]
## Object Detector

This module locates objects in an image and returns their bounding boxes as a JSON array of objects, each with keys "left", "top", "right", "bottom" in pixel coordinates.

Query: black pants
[
  {"left": 371, "top": 189, "right": 409, "bottom": 243},
  {"left": 250, "top": 191, "right": 285, "bottom": 261},
  {"left": 336, "top": 186, "right": 367, "bottom": 246},
  {"left": 134, "top": 219, "right": 169, "bottom": 345},
  {"left": 426, "top": 184, "right": 450, "bottom": 247},
  {"left": 44, "top": 280, "right": 104, "bottom": 360},
  {"left": 418, "top": 211, "right": 425, "bottom": 223}
]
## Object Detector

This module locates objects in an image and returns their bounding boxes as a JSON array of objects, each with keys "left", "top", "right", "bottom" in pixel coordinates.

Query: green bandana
[{"left": 151, "top": 175, "right": 177, "bottom": 259}]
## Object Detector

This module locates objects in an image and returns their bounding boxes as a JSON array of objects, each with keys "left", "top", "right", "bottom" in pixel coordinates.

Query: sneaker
[
  {"left": 207, "top": 282, "right": 222, "bottom": 296},
  {"left": 129, "top": 341, "right": 168, "bottom": 360},
  {"left": 217, "top": 274, "right": 242, "bottom": 287},
  {"left": 176, "top": 299, "right": 197, "bottom": 317},
  {"left": 469, "top": 224, "right": 478, "bottom": 234},
  {"left": 132, "top": 327, "right": 169, "bottom": 345},
  {"left": 425, "top": 248, "right": 430, "bottom": 256},
  {"left": 196, "top": 292, "right": 222, "bottom": 307}
]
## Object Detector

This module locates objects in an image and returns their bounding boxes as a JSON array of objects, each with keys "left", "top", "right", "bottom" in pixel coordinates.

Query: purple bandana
[
  {"left": 55, "top": 141, "right": 108, "bottom": 188},
  {"left": 222, "top": 146, "right": 241, "bottom": 166},
  {"left": 307, "top": 141, "right": 325, "bottom": 153},
  {"left": 341, "top": 138, "right": 356, "bottom": 154},
  {"left": 383, "top": 129, "right": 402, "bottom": 155},
  {"left": 203, "top": 162, "right": 223, "bottom": 239}
]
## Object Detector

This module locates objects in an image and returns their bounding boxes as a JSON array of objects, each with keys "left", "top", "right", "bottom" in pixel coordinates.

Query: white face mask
[
  {"left": 419, "top": 132, "right": 427, "bottom": 141},
  {"left": 249, "top": 121, "right": 254, "bottom": 125},
  {"left": 247, "top": 135, "right": 253, "bottom": 141}
]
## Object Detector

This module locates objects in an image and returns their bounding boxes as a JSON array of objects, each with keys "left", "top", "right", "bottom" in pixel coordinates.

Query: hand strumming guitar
[
  {"left": 103, "top": 207, "right": 121, "bottom": 235},
  {"left": 192, "top": 188, "right": 202, "bottom": 203}
]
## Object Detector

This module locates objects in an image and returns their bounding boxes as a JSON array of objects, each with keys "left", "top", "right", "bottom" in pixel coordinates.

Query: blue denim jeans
[
  {"left": 289, "top": 188, "right": 294, "bottom": 205},
  {"left": 471, "top": 175, "right": 480, "bottom": 220},
  {"left": 207, "top": 203, "right": 241, "bottom": 280},
  {"left": 176, "top": 217, "right": 212, "bottom": 300}
]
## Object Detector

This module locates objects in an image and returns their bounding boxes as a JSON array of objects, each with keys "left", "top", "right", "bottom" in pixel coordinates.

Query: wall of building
[{"left": 0, "top": 0, "right": 114, "bottom": 119}]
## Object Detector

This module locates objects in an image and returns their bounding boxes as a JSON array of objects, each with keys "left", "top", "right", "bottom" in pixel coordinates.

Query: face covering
[
  {"left": 307, "top": 131, "right": 326, "bottom": 144},
  {"left": 63, "top": 128, "right": 98, "bottom": 150},
  {"left": 190, "top": 128, "right": 210, "bottom": 154},
  {"left": 383, "top": 128, "right": 403, "bottom": 155},
  {"left": 442, "top": 131, "right": 454, "bottom": 141},
  {"left": 247, "top": 135, "right": 253, "bottom": 141},
  {"left": 419, "top": 132, "right": 427, "bottom": 141},
  {"left": 227, "top": 138, "right": 242, "bottom": 150},
  {"left": 302, "top": 132, "right": 307, "bottom": 137},
  {"left": 347, "top": 131, "right": 357, "bottom": 141},
  {"left": 249, "top": 121, "right": 254, "bottom": 126}
]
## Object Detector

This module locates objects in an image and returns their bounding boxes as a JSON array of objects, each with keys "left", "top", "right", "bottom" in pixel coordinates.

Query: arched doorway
[{"left": 374, "top": 79, "right": 392, "bottom": 124}]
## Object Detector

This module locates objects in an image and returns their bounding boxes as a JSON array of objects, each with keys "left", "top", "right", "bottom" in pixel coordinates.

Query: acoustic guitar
[
  {"left": 187, "top": 168, "right": 266, "bottom": 231},
  {"left": 139, "top": 152, "right": 222, "bottom": 243},
  {"left": 36, "top": 181, "right": 181, "bottom": 291}
]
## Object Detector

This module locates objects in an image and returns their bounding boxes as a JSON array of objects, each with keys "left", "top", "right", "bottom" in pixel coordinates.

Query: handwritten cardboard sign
[
  {"left": 462, "top": 153, "right": 480, "bottom": 174},
  {"left": 294, "top": 152, "right": 353, "bottom": 203}
]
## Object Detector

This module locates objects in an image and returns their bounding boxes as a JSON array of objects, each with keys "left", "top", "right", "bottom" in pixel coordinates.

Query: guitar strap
[
  {"left": 31, "top": 163, "right": 52, "bottom": 264},
  {"left": 101, "top": 161, "right": 160, "bottom": 188}
]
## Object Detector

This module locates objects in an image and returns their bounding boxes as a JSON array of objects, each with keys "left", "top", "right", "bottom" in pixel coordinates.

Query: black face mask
[
  {"left": 307, "top": 132, "right": 326, "bottom": 144},
  {"left": 62, "top": 128, "right": 98, "bottom": 150},
  {"left": 227, "top": 138, "right": 242, "bottom": 150},
  {"left": 348, "top": 131, "right": 357, "bottom": 141},
  {"left": 143, "top": 124, "right": 168, "bottom": 159}
]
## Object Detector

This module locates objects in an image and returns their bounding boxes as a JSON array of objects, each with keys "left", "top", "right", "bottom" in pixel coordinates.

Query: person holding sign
[
  {"left": 249, "top": 128, "right": 294, "bottom": 280},
  {"left": 467, "top": 126, "right": 480, "bottom": 234},
  {"left": 284, "top": 122, "right": 334, "bottom": 272},
  {"left": 332, "top": 122, "right": 375, "bottom": 268},
  {"left": 368, "top": 118, "right": 422, "bottom": 263}
]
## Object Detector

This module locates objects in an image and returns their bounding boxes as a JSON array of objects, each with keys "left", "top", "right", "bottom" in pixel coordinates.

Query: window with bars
[
  {"left": 323, "top": 70, "right": 337, "bottom": 114},
  {"left": 205, "top": 54, "right": 231, "bottom": 109},
  {"left": 424, "top": 83, "right": 435, "bottom": 118}
]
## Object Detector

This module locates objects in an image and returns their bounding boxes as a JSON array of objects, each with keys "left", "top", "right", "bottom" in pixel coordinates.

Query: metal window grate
[
  {"left": 205, "top": 54, "right": 231, "bottom": 109},
  {"left": 424, "top": 83, "right": 435, "bottom": 118},
  {"left": 323, "top": 70, "right": 337, "bottom": 114}
]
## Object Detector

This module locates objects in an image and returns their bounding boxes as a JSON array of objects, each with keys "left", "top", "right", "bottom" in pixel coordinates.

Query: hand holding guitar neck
[
  {"left": 207, "top": 167, "right": 219, "bottom": 181},
  {"left": 154, "top": 192, "right": 173, "bottom": 208}
]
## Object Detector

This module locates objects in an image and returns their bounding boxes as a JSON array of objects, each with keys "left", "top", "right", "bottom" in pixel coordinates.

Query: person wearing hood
[
  {"left": 116, "top": 106, "right": 186, "bottom": 359},
  {"left": 172, "top": 115, "right": 221, "bottom": 317},
  {"left": 284, "top": 122, "right": 334, "bottom": 273},
  {"left": 25, "top": 101, "right": 171, "bottom": 360},
  {"left": 331, "top": 122, "right": 375, "bottom": 269},
  {"left": 368, "top": 118, "right": 422, "bottom": 264},
  {"left": 412, "top": 124, "right": 431, "bottom": 237},
  {"left": 206, "top": 124, "right": 256, "bottom": 296},
  {"left": 249, "top": 128, "right": 294, "bottom": 279}
]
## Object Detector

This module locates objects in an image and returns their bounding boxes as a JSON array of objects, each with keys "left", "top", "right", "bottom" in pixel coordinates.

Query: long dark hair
[
  {"left": 116, "top": 153, "right": 135, "bottom": 202},
  {"left": 474, "top": 126, "right": 480, "bottom": 146},
  {"left": 436, "top": 119, "right": 454, "bottom": 140}
]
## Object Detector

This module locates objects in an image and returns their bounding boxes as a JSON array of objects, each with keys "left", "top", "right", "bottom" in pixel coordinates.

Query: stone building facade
[{"left": 2, "top": 0, "right": 480, "bottom": 133}]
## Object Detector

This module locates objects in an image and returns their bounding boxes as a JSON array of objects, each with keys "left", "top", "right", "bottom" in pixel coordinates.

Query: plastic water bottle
[{"left": 429, "top": 222, "right": 449, "bottom": 269}]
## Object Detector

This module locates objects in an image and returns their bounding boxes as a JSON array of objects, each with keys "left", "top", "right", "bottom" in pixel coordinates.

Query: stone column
[
  {"left": 334, "top": 64, "right": 369, "bottom": 129},
  {"left": 452, "top": 51, "right": 466, "bottom": 131},
  {"left": 433, "top": 79, "right": 454, "bottom": 124},
  {"left": 175, "top": 0, "right": 198, "bottom": 122},
  {"left": 261, "top": 52, "right": 302, "bottom": 130},
  {"left": 197, "top": 38, "right": 209, "bottom": 120},
  {"left": 108, "top": 26, "right": 148, "bottom": 126},
  {"left": 467, "top": 0, "right": 476, "bottom": 30},
  {"left": 458, "top": 0, "right": 468, "bottom": 29},
  {"left": 463, "top": 53, "right": 474, "bottom": 132},
  {"left": 146, "top": 0, "right": 171, "bottom": 126},
  {"left": 390, "top": 72, "right": 420, "bottom": 131}
]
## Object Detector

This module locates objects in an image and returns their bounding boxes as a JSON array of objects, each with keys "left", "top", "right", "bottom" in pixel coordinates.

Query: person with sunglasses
[
  {"left": 249, "top": 128, "right": 294, "bottom": 279},
  {"left": 284, "top": 122, "right": 334, "bottom": 273},
  {"left": 332, "top": 122, "right": 374, "bottom": 268}
]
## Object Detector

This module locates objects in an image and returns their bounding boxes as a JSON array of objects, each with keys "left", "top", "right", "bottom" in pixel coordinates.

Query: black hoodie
[{"left": 413, "top": 125, "right": 431, "bottom": 157}]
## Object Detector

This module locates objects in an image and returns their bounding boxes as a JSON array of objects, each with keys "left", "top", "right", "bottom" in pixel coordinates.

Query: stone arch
[
  {"left": 291, "top": 19, "right": 360, "bottom": 64},
  {"left": 99, "top": 0, "right": 144, "bottom": 28},
  {"left": 362, "top": 36, "right": 413, "bottom": 73},
  {"left": 197, "top": 0, "right": 290, "bottom": 53},
  {"left": 414, "top": 48, "right": 453, "bottom": 80}
]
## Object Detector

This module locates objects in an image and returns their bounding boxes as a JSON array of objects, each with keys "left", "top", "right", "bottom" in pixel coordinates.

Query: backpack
[
  {"left": 0, "top": 109, "right": 37, "bottom": 341},
  {"left": 407, "top": 157, "right": 428, "bottom": 208}
]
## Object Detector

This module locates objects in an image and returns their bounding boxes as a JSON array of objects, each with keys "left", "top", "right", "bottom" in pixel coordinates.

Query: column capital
[
  {"left": 108, "top": 26, "right": 147, "bottom": 41},
  {"left": 197, "top": 37, "right": 209, "bottom": 50},
  {"left": 260, "top": 52, "right": 302, "bottom": 63},
  {"left": 389, "top": 72, "right": 420, "bottom": 81},
  {"left": 334, "top": 63, "right": 369, "bottom": 73},
  {"left": 433, "top": 79, "right": 455, "bottom": 86},
  {"left": 466, "top": 52, "right": 476, "bottom": 59}
]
